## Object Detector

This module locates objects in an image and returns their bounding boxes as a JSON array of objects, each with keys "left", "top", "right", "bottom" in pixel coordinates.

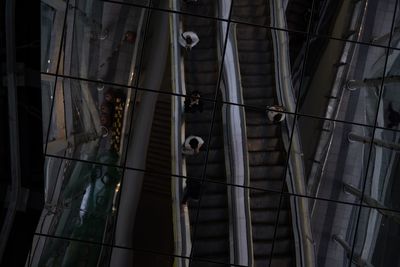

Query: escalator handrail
[
  {"left": 269, "top": 1, "right": 316, "bottom": 267},
  {"left": 217, "top": 1, "right": 253, "bottom": 265},
  {"left": 170, "top": 1, "right": 191, "bottom": 266}
]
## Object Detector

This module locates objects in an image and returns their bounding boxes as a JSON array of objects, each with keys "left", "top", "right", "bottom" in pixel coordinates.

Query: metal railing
[
  {"left": 170, "top": 1, "right": 191, "bottom": 267},
  {"left": 217, "top": 1, "right": 252, "bottom": 265},
  {"left": 269, "top": 1, "right": 315, "bottom": 266}
]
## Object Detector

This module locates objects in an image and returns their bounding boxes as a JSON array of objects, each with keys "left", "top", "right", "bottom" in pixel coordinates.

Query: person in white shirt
[
  {"left": 179, "top": 31, "right": 199, "bottom": 51},
  {"left": 182, "top": 135, "right": 204, "bottom": 155},
  {"left": 266, "top": 105, "right": 286, "bottom": 123}
]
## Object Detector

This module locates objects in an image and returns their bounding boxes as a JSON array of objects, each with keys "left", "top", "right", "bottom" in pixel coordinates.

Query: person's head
[
  {"left": 273, "top": 113, "right": 283, "bottom": 123},
  {"left": 189, "top": 138, "right": 199, "bottom": 149},
  {"left": 104, "top": 90, "right": 114, "bottom": 102},
  {"left": 100, "top": 102, "right": 113, "bottom": 114},
  {"left": 186, "top": 36, "right": 193, "bottom": 45}
]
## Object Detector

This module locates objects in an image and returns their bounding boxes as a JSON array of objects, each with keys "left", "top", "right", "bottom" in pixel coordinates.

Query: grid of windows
[{"left": 35, "top": 0, "right": 400, "bottom": 266}]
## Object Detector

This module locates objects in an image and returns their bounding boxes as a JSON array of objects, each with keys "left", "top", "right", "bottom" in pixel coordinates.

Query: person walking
[
  {"left": 182, "top": 135, "right": 204, "bottom": 155},
  {"left": 179, "top": 31, "right": 199, "bottom": 51},
  {"left": 266, "top": 105, "right": 286, "bottom": 123}
]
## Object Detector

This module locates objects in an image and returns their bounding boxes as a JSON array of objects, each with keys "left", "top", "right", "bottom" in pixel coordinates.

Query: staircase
[
  {"left": 232, "top": 1, "right": 296, "bottom": 266},
  {"left": 182, "top": 1, "right": 231, "bottom": 266}
]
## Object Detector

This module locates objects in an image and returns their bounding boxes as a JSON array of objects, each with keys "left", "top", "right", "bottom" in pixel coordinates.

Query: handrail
[
  {"left": 307, "top": 0, "right": 368, "bottom": 206},
  {"left": 269, "top": 1, "right": 315, "bottom": 267},
  {"left": 217, "top": 1, "right": 252, "bottom": 266},
  {"left": 170, "top": 1, "right": 191, "bottom": 267}
]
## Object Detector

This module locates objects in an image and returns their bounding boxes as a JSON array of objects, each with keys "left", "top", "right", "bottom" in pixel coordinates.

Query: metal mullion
[
  {"left": 187, "top": 1, "right": 234, "bottom": 266},
  {"left": 348, "top": 0, "right": 400, "bottom": 265},
  {"left": 268, "top": 0, "right": 318, "bottom": 266}
]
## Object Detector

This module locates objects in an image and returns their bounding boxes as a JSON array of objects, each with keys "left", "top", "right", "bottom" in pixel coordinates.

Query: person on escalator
[
  {"left": 182, "top": 135, "right": 204, "bottom": 155},
  {"left": 266, "top": 105, "right": 286, "bottom": 123},
  {"left": 184, "top": 90, "right": 203, "bottom": 113},
  {"left": 179, "top": 31, "right": 199, "bottom": 51},
  {"left": 181, "top": 178, "right": 201, "bottom": 206}
]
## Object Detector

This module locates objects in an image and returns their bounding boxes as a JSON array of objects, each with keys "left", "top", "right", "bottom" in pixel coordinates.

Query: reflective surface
[{"left": 37, "top": 0, "right": 400, "bottom": 266}]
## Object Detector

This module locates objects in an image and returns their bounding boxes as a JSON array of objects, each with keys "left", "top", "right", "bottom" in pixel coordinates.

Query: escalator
[
  {"left": 181, "top": 0, "right": 231, "bottom": 265},
  {"left": 132, "top": 89, "right": 174, "bottom": 267},
  {"left": 232, "top": 1, "right": 296, "bottom": 266}
]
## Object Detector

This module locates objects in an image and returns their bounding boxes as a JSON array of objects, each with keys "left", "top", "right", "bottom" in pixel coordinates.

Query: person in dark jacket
[
  {"left": 181, "top": 178, "right": 201, "bottom": 206},
  {"left": 184, "top": 91, "right": 203, "bottom": 113}
]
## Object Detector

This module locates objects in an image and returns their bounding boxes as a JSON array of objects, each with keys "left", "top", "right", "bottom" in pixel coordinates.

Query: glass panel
[
  {"left": 297, "top": 115, "right": 372, "bottom": 204},
  {"left": 311, "top": 197, "right": 360, "bottom": 267},
  {"left": 390, "top": 2, "right": 400, "bottom": 48},
  {"left": 298, "top": 36, "right": 387, "bottom": 126},
  {"left": 124, "top": 91, "right": 214, "bottom": 178},
  {"left": 377, "top": 49, "right": 400, "bottom": 130},
  {"left": 45, "top": 76, "right": 134, "bottom": 167},
  {"left": 242, "top": 106, "right": 293, "bottom": 192},
  {"left": 29, "top": 234, "right": 112, "bottom": 267},
  {"left": 59, "top": 0, "right": 147, "bottom": 86},
  {"left": 127, "top": 170, "right": 175, "bottom": 257},
  {"left": 153, "top": 0, "right": 231, "bottom": 20},
  {"left": 37, "top": 158, "right": 123, "bottom": 246},
  {"left": 359, "top": 127, "right": 400, "bottom": 212},
  {"left": 41, "top": 1, "right": 65, "bottom": 73},
  {"left": 189, "top": 181, "right": 231, "bottom": 265},
  {"left": 41, "top": 74, "right": 57, "bottom": 145},
  {"left": 248, "top": 189, "right": 293, "bottom": 267},
  {"left": 231, "top": 0, "right": 312, "bottom": 34},
  {"left": 311, "top": 0, "right": 397, "bottom": 47},
  {"left": 351, "top": 206, "right": 400, "bottom": 266},
  {"left": 231, "top": 22, "right": 307, "bottom": 113},
  {"left": 131, "top": 250, "right": 182, "bottom": 267}
]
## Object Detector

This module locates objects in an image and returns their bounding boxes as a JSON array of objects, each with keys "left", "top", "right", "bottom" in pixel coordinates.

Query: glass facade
[{"left": 33, "top": 0, "right": 400, "bottom": 266}]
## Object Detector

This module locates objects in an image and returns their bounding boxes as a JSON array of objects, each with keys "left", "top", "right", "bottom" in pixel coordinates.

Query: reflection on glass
[
  {"left": 187, "top": 181, "right": 230, "bottom": 264},
  {"left": 299, "top": 36, "right": 386, "bottom": 126},
  {"left": 45, "top": 77, "right": 132, "bottom": 166},
  {"left": 357, "top": 127, "right": 400, "bottom": 212},
  {"left": 59, "top": 0, "right": 146, "bottom": 86},
  {"left": 29, "top": 235, "right": 112, "bottom": 267},
  {"left": 231, "top": 0, "right": 312, "bottom": 33},
  {"left": 34, "top": 159, "right": 122, "bottom": 266},
  {"left": 41, "top": 2, "right": 56, "bottom": 72},
  {"left": 311, "top": 197, "right": 360, "bottom": 267},
  {"left": 352, "top": 206, "right": 400, "bottom": 266},
  {"left": 154, "top": 0, "right": 230, "bottom": 20},
  {"left": 298, "top": 115, "right": 372, "bottom": 204},
  {"left": 41, "top": 75, "right": 57, "bottom": 144}
]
